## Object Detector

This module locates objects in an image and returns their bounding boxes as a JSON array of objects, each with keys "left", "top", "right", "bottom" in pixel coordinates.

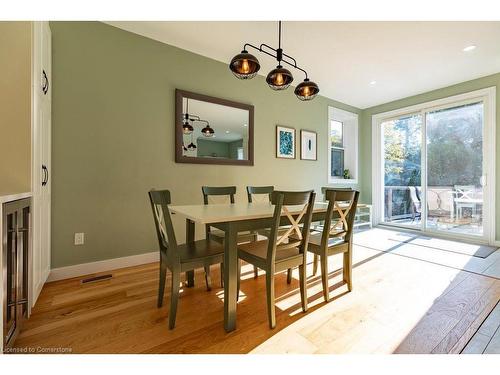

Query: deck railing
[{"left": 385, "top": 185, "right": 483, "bottom": 221}]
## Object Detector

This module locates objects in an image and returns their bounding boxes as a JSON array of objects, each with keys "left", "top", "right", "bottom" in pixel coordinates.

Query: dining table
[{"left": 169, "top": 201, "right": 329, "bottom": 332}]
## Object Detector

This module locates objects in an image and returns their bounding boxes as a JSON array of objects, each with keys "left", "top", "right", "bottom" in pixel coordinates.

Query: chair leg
[
  {"left": 220, "top": 263, "right": 224, "bottom": 288},
  {"left": 343, "top": 247, "right": 353, "bottom": 292},
  {"left": 286, "top": 268, "right": 293, "bottom": 284},
  {"left": 266, "top": 272, "right": 276, "bottom": 329},
  {"left": 320, "top": 254, "right": 330, "bottom": 302},
  {"left": 204, "top": 265, "right": 212, "bottom": 291},
  {"left": 237, "top": 259, "right": 241, "bottom": 301},
  {"left": 312, "top": 254, "right": 319, "bottom": 276},
  {"left": 157, "top": 260, "right": 167, "bottom": 308},
  {"left": 299, "top": 263, "right": 308, "bottom": 313},
  {"left": 253, "top": 266, "right": 259, "bottom": 279},
  {"left": 168, "top": 270, "right": 180, "bottom": 329}
]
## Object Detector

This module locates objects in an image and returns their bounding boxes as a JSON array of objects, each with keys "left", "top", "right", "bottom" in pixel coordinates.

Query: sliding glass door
[
  {"left": 425, "top": 102, "right": 484, "bottom": 236},
  {"left": 382, "top": 114, "right": 422, "bottom": 229},
  {"left": 375, "top": 89, "right": 494, "bottom": 243}
]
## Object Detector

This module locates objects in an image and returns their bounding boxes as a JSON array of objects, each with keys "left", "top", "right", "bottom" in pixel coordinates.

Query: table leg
[
  {"left": 185, "top": 218, "right": 195, "bottom": 288},
  {"left": 224, "top": 222, "right": 238, "bottom": 332}
]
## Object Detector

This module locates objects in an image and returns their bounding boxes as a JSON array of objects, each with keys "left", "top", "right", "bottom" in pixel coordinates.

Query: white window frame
[
  {"left": 371, "top": 87, "right": 496, "bottom": 245},
  {"left": 328, "top": 107, "right": 358, "bottom": 184}
]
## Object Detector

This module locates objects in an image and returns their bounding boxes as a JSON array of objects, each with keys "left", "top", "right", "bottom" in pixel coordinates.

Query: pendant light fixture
[
  {"left": 187, "top": 133, "right": 197, "bottom": 151},
  {"left": 182, "top": 98, "right": 194, "bottom": 134},
  {"left": 182, "top": 98, "right": 215, "bottom": 136},
  {"left": 201, "top": 121, "right": 215, "bottom": 137},
  {"left": 229, "top": 21, "right": 319, "bottom": 100}
]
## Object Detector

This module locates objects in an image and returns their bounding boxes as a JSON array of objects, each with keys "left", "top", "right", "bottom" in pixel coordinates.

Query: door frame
[{"left": 371, "top": 87, "right": 496, "bottom": 245}]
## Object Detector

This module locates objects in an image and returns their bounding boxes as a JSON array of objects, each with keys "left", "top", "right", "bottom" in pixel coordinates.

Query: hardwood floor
[
  {"left": 13, "top": 231, "right": 500, "bottom": 354},
  {"left": 462, "top": 301, "right": 500, "bottom": 354}
]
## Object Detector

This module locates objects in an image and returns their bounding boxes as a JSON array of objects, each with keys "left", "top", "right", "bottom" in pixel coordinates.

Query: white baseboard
[{"left": 47, "top": 251, "right": 159, "bottom": 282}]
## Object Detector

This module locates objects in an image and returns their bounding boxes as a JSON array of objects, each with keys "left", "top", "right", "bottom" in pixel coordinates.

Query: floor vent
[{"left": 81, "top": 274, "right": 113, "bottom": 284}]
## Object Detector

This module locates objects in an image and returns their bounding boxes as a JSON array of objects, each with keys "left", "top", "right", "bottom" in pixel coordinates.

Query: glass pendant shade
[
  {"left": 229, "top": 50, "right": 260, "bottom": 79},
  {"left": 182, "top": 121, "right": 194, "bottom": 134},
  {"left": 294, "top": 78, "right": 320, "bottom": 101},
  {"left": 266, "top": 65, "right": 293, "bottom": 90},
  {"left": 201, "top": 124, "right": 215, "bottom": 137}
]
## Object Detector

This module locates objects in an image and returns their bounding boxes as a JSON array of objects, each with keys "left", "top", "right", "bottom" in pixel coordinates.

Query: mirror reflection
[{"left": 181, "top": 97, "right": 250, "bottom": 161}]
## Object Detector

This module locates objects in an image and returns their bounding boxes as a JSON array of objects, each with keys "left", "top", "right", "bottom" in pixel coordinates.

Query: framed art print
[
  {"left": 276, "top": 125, "right": 296, "bottom": 159},
  {"left": 300, "top": 130, "right": 317, "bottom": 160}
]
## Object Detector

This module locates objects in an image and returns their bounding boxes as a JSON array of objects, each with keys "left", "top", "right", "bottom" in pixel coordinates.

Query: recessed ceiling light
[
  {"left": 243, "top": 124, "right": 247, "bottom": 127},
  {"left": 225, "top": 130, "right": 230, "bottom": 134},
  {"left": 369, "top": 81, "right": 377, "bottom": 85},
  {"left": 463, "top": 45, "right": 476, "bottom": 52}
]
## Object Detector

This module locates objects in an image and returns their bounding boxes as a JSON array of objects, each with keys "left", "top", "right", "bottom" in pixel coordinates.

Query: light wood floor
[
  {"left": 462, "top": 301, "right": 500, "bottom": 354},
  {"left": 14, "top": 230, "right": 500, "bottom": 354}
]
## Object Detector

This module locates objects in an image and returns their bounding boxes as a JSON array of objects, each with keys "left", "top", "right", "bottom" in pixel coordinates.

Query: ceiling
[{"left": 106, "top": 21, "right": 500, "bottom": 109}]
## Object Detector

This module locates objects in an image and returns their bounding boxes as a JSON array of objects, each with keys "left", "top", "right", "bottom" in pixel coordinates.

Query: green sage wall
[
  {"left": 50, "top": 22, "right": 361, "bottom": 268},
  {"left": 359, "top": 72, "right": 500, "bottom": 240}
]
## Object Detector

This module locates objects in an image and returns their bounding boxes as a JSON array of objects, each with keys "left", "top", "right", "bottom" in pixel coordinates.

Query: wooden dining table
[{"left": 169, "top": 201, "right": 329, "bottom": 332}]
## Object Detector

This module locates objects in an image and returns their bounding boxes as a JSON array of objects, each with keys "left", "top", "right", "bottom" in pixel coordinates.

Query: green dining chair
[
  {"left": 237, "top": 190, "right": 316, "bottom": 329},
  {"left": 149, "top": 189, "right": 224, "bottom": 329},
  {"left": 246, "top": 185, "right": 294, "bottom": 283},
  {"left": 312, "top": 187, "right": 354, "bottom": 275},
  {"left": 246, "top": 185, "right": 274, "bottom": 203},
  {"left": 202, "top": 186, "right": 258, "bottom": 284},
  {"left": 305, "top": 189, "right": 359, "bottom": 302}
]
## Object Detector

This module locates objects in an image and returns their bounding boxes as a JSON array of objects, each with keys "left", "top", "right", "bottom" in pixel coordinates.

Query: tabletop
[{"left": 169, "top": 202, "right": 329, "bottom": 224}]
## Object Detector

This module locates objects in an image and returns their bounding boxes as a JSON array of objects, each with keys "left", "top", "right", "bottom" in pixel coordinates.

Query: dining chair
[
  {"left": 246, "top": 185, "right": 294, "bottom": 283},
  {"left": 148, "top": 189, "right": 224, "bottom": 329},
  {"left": 408, "top": 186, "right": 421, "bottom": 222},
  {"left": 246, "top": 185, "right": 274, "bottom": 203},
  {"left": 202, "top": 186, "right": 258, "bottom": 284},
  {"left": 305, "top": 189, "right": 359, "bottom": 302},
  {"left": 237, "top": 190, "right": 316, "bottom": 329}
]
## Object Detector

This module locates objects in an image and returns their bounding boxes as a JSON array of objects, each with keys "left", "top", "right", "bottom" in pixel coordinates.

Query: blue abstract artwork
[
  {"left": 276, "top": 126, "right": 295, "bottom": 158},
  {"left": 279, "top": 131, "right": 293, "bottom": 155}
]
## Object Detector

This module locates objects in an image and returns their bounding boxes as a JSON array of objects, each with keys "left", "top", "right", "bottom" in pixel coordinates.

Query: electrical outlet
[{"left": 74, "top": 232, "right": 85, "bottom": 245}]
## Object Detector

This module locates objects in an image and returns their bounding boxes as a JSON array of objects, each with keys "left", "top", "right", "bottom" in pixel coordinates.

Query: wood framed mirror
[{"left": 175, "top": 89, "right": 254, "bottom": 166}]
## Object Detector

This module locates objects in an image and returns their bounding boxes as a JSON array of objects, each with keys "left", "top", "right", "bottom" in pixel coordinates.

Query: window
[
  {"left": 330, "top": 120, "right": 344, "bottom": 177},
  {"left": 237, "top": 147, "right": 244, "bottom": 160},
  {"left": 328, "top": 107, "right": 358, "bottom": 183}
]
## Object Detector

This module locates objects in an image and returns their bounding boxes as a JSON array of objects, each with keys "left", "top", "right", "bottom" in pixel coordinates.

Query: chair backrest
[
  {"left": 408, "top": 186, "right": 421, "bottom": 212},
  {"left": 246, "top": 186, "right": 274, "bottom": 203},
  {"left": 202, "top": 186, "right": 237, "bottom": 204},
  {"left": 454, "top": 185, "right": 475, "bottom": 200},
  {"left": 266, "top": 190, "right": 316, "bottom": 265},
  {"left": 148, "top": 189, "right": 177, "bottom": 257},
  {"left": 321, "top": 186, "right": 352, "bottom": 201},
  {"left": 321, "top": 189, "right": 360, "bottom": 246}
]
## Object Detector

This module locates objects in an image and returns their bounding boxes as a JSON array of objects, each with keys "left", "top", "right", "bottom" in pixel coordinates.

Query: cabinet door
[
  {"left": 32, "top": 21, "right": 52, "bottom": 307},
  {"left": 3, "top": 207, "right": 17, "bottom": 347}
]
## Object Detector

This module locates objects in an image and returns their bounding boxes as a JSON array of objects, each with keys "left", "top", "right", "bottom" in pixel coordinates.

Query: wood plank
[
  {"left": 483, "top": 326, "right": 500, "bottom": 353},
  {"left": 433, "top": 280, "right": 500, "bottom": 353}
]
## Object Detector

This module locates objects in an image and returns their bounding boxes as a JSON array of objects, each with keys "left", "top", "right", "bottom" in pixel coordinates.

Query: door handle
[{"left": 480, "top": 175, "right": 487, "bottom": 187}]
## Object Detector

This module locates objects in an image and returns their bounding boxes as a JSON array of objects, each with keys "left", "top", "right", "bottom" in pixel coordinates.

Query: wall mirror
[{"left": 175, "top": 89, "right": 254, "bottom": 166}]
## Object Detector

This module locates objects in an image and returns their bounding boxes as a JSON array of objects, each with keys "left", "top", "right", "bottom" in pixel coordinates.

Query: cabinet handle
[
  {"left": 42, "top": 165, "right": 47, "bottom": 186},
  {"left": 42, "top": 70, "right": 49, "bottom": 95}
]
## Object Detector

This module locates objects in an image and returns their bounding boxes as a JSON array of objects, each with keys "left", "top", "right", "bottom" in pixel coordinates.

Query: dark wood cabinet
[{"left": 2, "top": 198, "right": 30, "bottom": 350}]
